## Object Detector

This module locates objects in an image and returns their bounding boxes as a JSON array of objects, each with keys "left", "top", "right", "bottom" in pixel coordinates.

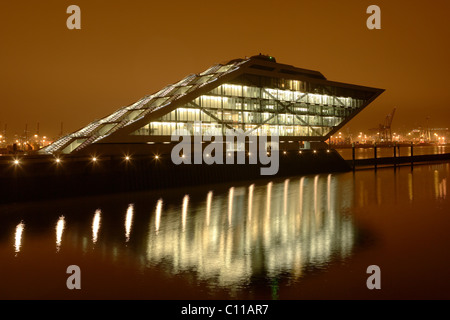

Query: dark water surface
[{"left": 1, "top": 162, "right": 449, "bottom": 299}]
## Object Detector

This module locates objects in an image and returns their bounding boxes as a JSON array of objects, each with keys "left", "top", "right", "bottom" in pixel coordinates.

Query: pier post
[
  {"left": 352, "top": 142, "right": 355, "bottom": 171},
  {"left": 410, "top": 142, "right": 414, "bottom": 168},
  {"left": 374, "top": 142, "right": 377, "bottom": 170}
]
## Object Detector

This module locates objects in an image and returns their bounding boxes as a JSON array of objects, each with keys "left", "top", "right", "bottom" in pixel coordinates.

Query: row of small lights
[
  {"left": 10, "top": 150, "right": 331, "bottom": 166},
  {"left": 207, "top": 150, "right": 330, "bottom": 157},
  {"left": 150, "top": 150, "right": 331, "bottom": 159}
]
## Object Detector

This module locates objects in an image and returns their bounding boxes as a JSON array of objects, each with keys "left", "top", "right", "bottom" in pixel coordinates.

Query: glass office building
[{"left": 40, "top": 55, "right": 383, "bottom": 155}]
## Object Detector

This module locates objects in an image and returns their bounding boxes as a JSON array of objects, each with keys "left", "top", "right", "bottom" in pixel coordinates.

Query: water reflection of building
[
  {"left": 8, "top": 174, "right": 358, "bottom": 288},
  {"left": 145, "top": 174, "right": 356, "bottom": 287},
  {"left": 355, "top": 163, "right": 449, "bottom": 207}
]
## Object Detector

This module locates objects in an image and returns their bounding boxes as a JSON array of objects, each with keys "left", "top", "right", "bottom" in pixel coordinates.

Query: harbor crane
[{"left": 370, "top": 107, "right": 396, "bottom": 142}]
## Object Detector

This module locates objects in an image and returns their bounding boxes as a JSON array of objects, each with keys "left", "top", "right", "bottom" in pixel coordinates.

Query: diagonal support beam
[
  {"left": 245, "top": 113, "right": 277, "bottom": 135},
  {"left": 321, "top": 86, "right": 346, "bottom": 107},
  {"left": 259, "top": 86, "right": 322, "bottom": 136},
  {"left": 187, "top": 101, "right": 234, "bottom": 131}
]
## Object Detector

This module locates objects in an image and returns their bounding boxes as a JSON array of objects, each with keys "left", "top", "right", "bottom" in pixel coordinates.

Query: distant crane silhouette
[{"left": 370, "top": 107, "right": 396, "bottom": 142}]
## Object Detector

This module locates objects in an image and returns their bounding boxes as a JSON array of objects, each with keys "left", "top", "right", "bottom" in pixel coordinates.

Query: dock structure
[{"left": 349, "top": 143, "right": 450, "bottom": 169}]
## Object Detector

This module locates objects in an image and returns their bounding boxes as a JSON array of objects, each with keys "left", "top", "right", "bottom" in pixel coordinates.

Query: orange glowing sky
[{"left": 1, "top": 0, "right": 449, "bottom": 138}]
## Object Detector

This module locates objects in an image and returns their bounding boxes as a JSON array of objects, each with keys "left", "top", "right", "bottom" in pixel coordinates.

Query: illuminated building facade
[{"left": 40, "top": 55, "right": 383, "bottom": 156}]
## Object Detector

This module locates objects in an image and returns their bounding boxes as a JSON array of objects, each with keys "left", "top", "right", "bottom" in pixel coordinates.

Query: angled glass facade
[
  {"left": 132, "top": 75, "right": 369, "bottom": 138},
  {"left": 40, "top": 55, "right": 383, "bottom": 155}
]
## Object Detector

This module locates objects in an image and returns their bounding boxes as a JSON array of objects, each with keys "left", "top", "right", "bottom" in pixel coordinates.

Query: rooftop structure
[{"left": 40, "top": 54, "right": 384, "bottom": 155}]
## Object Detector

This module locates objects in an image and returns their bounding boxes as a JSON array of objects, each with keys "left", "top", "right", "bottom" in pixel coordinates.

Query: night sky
[{"left": 1, "top": 0, "right": 449, "bottom": 138}]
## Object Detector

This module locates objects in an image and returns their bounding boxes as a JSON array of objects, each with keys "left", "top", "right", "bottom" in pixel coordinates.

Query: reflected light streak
[
  {"left": 434, "top": 170, "right": 439, "bottom": 200},
  {"left": 283, "top": 179, "right": 289, "bottom": 215},
  {"left": 408, "top": 173, "right": 413, "bottom": 201},
  {"left": 228, "top": 187, "right": 234, "bottom": 226},
  {"left": 206, "top": 192, "right": 212, "bottom": 227},
  {"left": 155, "top": 199, "right": 163, "bottom": 233},
  {"left": 314, "top": 175, "right": 319, "bottom": 215},
  {"left": 359, "top": 181, "right": 365, "bottom": 207},
  {"left": 376, "top": 176, "right": 381, "bottom": 206},
  {"left": 299, "top": 177, "right": 304, "bottom": 226},
  {"left": 248, "top": 184, "right": 254, "bottom": 221},
  {"left": 182, "top": 195, "right": 189, "bottom": 231},
  {"left": 266, "top": 182, "right": 272, "bottom": 218},
  {"left": 92, "top": 209, "right": 102, "bottom": 244},
  {"left": 15, "top": 222, "right": 24, "bottom": 254},
  {"left": 125, "top": 204, "right": 134, "bottom": 242},
  {"left": 439, "top": 178, "right": 447, "bottom": 199},
  {"left": 327, "top": 174, "right": 331, "bottom": 213},
  {"left": 56, "top": 216, "right": 65, "bottom": 252},
  {"left": 92, "top": 209, "right": 101, "bottom": 244},
  {"left": 314, "top": 175, "right": 322, "bottom": 228}
]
